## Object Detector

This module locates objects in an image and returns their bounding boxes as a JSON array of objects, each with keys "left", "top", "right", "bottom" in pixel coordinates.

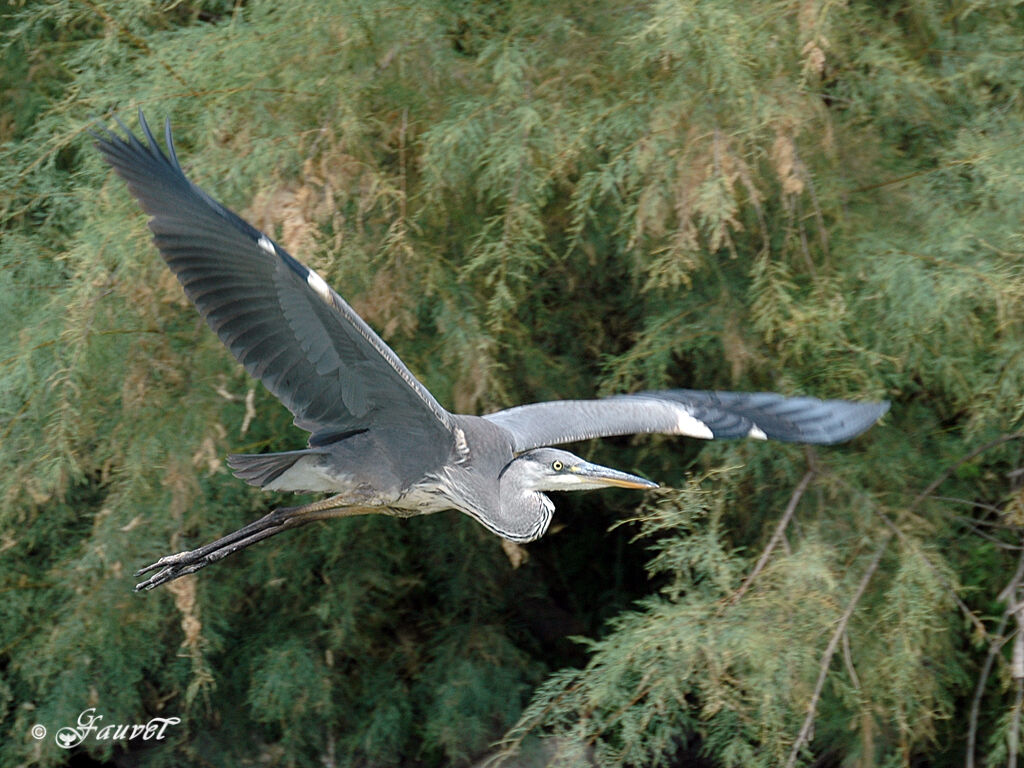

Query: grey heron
[{"left": 94, "top": 113, "right": 889, "bottom": 592}]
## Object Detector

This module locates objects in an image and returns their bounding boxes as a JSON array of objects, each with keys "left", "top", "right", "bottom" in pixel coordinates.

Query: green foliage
[
  {"left": 497, "top": 477, "right": 958, "bottom": 768},
  {"left": 2, "top": 0, "right": 1024, "bottom": 766}
]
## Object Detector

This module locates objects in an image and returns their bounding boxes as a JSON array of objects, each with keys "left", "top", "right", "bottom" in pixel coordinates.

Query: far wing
[
  {"left": 95, "top": 112, "right": 454, "bottom": 446},
  {"left": 483, "top": 390, "right": 889, "bottom": 452}
]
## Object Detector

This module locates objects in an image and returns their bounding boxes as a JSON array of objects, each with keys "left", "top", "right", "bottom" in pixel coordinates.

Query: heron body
[
  {"left": 227, "top": 416, "right": 647, "bottom": 543},
  {"left": 94, "top": 113, "right": 889, "bottom": 591}
]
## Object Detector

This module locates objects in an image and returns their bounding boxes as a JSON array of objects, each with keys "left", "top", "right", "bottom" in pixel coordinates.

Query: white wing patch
[
  {"left": 257, "top": 232, "right": 333, "bottom": 306},
  {"left": 453, "top": 427, "right": 470, "bottom": 462},
  {"left": 672, "top": 406, "right": 714, "bottom": 440},
  {"left": 257, "top": 234, "right": 275, "bottom": 255},
  {"left": 748, "top": 425, "right": 768, "bottom": 440},
  {"left": 305, "top": 269, "right": 333, "bottom": 305}
]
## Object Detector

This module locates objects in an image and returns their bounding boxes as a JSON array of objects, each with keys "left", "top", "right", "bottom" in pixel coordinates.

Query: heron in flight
[{"left": 95, "top": 113, "right": 888, "bottom": 592}]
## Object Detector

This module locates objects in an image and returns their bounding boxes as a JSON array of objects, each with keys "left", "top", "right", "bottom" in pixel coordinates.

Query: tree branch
[
  {"left": 911, "top": 432, "right": 1024, "bottom": 511},
  {"left": 966, "top": 611, "right": 1011, "bottom": 768},
  {"left": 785, "top": 536, "right": 891, "bottom": 768},
  {"left": 966, "top": 544, "right": 1024, "bottom": 768},
  {"left": 730, "top": 470, "right": 815, "bottom": 604}
]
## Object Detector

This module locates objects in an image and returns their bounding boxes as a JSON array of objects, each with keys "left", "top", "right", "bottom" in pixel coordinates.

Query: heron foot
[{"left": 133, "top": 504, "right": 314, "bottom": 591}]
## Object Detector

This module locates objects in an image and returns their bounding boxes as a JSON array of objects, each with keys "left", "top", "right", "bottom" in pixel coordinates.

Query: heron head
[{"left": 509, "top": 448, "right": 658, "bottom": 493}]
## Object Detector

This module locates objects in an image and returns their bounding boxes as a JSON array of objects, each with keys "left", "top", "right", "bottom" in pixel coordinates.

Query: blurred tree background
[{"left": 2, "top": 0, "right": 1023, "bottom": 766}]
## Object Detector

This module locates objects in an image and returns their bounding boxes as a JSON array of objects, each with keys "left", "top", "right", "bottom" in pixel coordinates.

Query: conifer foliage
[{"left": 2, "top": 1, "right": 1023, "bottom": 766}]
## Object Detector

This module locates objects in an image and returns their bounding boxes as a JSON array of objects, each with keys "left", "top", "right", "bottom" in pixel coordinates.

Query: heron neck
[{"left": 491, "top": 489, "right": 553, "bottom": 543}]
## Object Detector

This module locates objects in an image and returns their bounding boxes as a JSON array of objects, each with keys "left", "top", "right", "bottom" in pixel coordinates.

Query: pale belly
[
  {"left": 265, "top": 456, "right": 456, "bottom": 518},
  {"left": 393, "top": 482, "right": 459, "bottom": 516}
]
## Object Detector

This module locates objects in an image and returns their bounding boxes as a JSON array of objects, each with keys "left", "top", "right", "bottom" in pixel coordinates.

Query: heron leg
[{"left": 133, "top": 496, "right": 385, "bottom": 591}]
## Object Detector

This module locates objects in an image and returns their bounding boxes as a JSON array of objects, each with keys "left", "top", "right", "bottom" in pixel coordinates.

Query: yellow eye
[{"left": 552, "top": 460, "right": 563, "bottom": 471}]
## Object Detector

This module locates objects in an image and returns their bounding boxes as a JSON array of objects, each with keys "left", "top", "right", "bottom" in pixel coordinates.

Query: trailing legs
[{"left": 134, "top": 495, "right": 385, "bottom": 591}]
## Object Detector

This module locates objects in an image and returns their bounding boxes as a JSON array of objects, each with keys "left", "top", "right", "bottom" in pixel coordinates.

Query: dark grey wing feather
[
  {"left": 483, "top": 390, "right": 889, "bottom": 452},
  {"left": 95, "top": 112, "right": 454, "bottom": 445}
]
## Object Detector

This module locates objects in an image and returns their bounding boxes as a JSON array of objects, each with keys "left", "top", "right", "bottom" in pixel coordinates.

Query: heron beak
[{"left": 569, "top": 461, "right": 659, "bottom": 490}]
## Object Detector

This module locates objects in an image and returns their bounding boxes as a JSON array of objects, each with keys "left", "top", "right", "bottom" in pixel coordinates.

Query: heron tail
[{"left": 227, "top": 451, "right": 308, "bottom": 488}]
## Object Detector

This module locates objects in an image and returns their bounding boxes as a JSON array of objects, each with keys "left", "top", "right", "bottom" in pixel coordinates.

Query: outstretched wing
[
  {"left": 95, "top": 112, "right": 454, "bottom": 446},
  {"left": 484, "top": 390, "right": 889, "bottom": 452}
]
